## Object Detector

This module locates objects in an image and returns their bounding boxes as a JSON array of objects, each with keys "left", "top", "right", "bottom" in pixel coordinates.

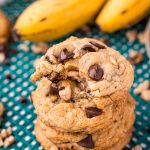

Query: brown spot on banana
[{"left": 40, "top": 18, "right": 47, "bottom": 22}]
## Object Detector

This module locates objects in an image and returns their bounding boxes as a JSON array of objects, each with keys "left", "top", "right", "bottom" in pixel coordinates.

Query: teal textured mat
[{"left": 0, "top": 0, "right": 150, "bottom": 149}]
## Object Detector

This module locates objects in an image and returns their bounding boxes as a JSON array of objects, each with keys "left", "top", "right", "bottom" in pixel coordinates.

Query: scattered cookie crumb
[
  {"left": 79, "top": 24, "right": 91, "bottom": 34},
  {"left": 132, "top": 145, "right": 142, "bottom": 150},
  {"left": 134, "top": 80, "right": 150, "bottom": 101},
  {"left": 4, "top": 136, "right": 15, "bottom": 148},
  {"left": 0, "top": 127, "right": 15, "bottom": 148},
  {"left": 0, "top": 53, "right": 5, "bottom": 63},
  {"left": 31, "top": 42, "right": 48, "bottom": 54},
  {"left": 33, "top": 58, "right": 40, "bottom": 67},
  {"left": 1, "top": 129, "right": 8, "bottom": 138},
  {"left": 134, "top": 80, "right": 149, "bottom": 94},
  {"left": 126, "top": 30, "right": 137, "bottom": 42},
  {"left": 0, "top": 136, "right": 3, "bottom": 147},
  {"left": 141, "top": 90, "right": 150, "bottom": 102},
  {"left": 137, "top": 32, "right": 145, "bottom": 44},
  {"left": 128, "top": 50, "right": 143, "bottom": 65},
  {"left": 0, "top": 102, "right": 4, "bottom": 117},
  {"left": 18, "top": 43, "right": 29, "bottom": 52}
]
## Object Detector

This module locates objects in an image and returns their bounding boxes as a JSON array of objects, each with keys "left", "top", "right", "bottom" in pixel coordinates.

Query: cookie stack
[{"left": 31, "top": 37, "right": 136, "bottom": 150}]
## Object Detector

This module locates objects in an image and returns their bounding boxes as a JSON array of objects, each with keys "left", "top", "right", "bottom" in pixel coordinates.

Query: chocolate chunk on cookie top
[
  {"left": 58, "top": 48, "right": 74, "bottom": 63},
  {"left": 77, "top": 134, "right": 94, "bottom": 148},
  {"left": 85, "top": 107, "right": 102, "bottom": 118},
  {"left": 88, "top": 64, "right": 104, "bottom": 81},
  {"left": 31, "top": 36, "right": 134, "bottom": 97}
]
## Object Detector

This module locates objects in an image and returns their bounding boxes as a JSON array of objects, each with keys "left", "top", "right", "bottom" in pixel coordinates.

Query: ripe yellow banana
[
  {"left": 14, "top": 0, "right": 105, "bottom": 42},
  {"left": 96, "top": 0, "right": 150, "bottom": 33},
  {"left": 0, "top": 10, "right": 10, "bottom": 44}
]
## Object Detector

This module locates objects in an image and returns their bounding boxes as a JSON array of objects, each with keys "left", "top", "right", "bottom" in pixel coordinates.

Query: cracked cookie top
[{"left": 31, "top": 36, "right": 134, "bottom": 97}]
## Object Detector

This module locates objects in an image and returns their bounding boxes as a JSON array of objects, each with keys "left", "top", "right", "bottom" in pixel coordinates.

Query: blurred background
[{"left": 0, "top": 0, "right": 150, "bottom": 149}]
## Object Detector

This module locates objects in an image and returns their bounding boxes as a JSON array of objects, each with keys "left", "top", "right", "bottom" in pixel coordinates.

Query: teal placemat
[{"left": 0, "top": 0, "right": 150, "bottom": 149}]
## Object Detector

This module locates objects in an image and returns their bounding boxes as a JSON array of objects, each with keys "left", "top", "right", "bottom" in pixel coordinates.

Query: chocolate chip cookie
[
  {"left": 35, "top": 123, "right": 133, "bottom": 150},
  {"left": 31, "top": 37, "right": 134, "bottom": 97},
  {"left": 31, "top": 78, "right": 134, "bottom": 133},
  {"left": 35, "top": 92, "right": 135, "bottom": 145}
]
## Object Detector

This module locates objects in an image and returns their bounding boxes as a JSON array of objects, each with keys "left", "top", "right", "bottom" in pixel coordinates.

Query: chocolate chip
[
  {"left": 88, "top": 64, "right": 104, "bottom": 81},
  {"left": 45, "top": 56, "right": 50, "bottom": 63},
  {"left": 58, "top": 48, "right": 74, "bottom": 63},
  {"left": 50, "top": 85, "right": 58, "bottom": 95},
  {"left": 147, "top": 126, "right": 150, "bottom": 134},
  {"left": 20, "top": 96, "right": 27, "bottom": 103},
  {"left": 81, "top": 44, "right": 96, "bottom": 52},
  {"left": 77, "top": 134, "right": 94, "bottom": 148},
  {"left": 89, "top": 41, "right": 105, "bottom": 49},
  {"left": 5, "top": 73, "right": 12, "bottom": 80},
  {"left": 85, "top": 107, "right": 102, "bottom": 118}
]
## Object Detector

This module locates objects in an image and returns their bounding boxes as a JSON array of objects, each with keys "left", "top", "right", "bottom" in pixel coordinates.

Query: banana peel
[
  {"left": 96, "top": 0, "right": 150, "bottom": 33},
  {"left": 0, "top": 10, "right": 11, "bottom": 44},
  {"left": 14, "top": 0, "right": 105, "bottom": 42}
]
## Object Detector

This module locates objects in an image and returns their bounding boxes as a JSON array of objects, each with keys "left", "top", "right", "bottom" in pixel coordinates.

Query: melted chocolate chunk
[
  {"left": 89, "top": 41, "right": 105, "bottom": 49},
  {"left": 88, "top": 64, "right": 104, "bottom": 81},
  {"left": 44, "top": 72, "right": 59, "bottom": 82},
  {"left": 85, "top": 107, "right": 102, "bottom": 118},
  {"left": 50, "top": 85, "right": 58, "bottom": 95},
  {"left": 81, "top": 44, "right": 96, "bottom": 52},
  {"left": 77, "top": 134, "right": 94, "bottom": 148},
  {"left": 58, "top": 48, "right": 74, "bottom": 63}
]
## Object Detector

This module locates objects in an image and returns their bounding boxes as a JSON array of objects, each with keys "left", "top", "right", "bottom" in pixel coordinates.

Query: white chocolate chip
[
  {"left": 134, "top": 80, "right": 149, "bottom": 94},
  {"left": 141, "top": 90, "right": 150, "bottom": 101},
  {"left": 4, "top": 136, "right": 15, "bottom": 148},
  {"left": 59, "top": 80, "right": 72, "bottom": 101}
]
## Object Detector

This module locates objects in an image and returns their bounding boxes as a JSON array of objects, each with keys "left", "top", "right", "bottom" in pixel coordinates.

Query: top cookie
[{"left": 31, "top": 37, "right": 134, "bottom": 97}]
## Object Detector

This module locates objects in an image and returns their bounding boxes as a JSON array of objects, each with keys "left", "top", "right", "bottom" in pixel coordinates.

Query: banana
[
  {"left": 0, "top": 10, "right": 10, "bottom": 44},
  {"left": 14, "top": 0, "right": 105, "bottom": 42},
  {"left": 96, "top": 0, "right": 150, "bottom": 33}
]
